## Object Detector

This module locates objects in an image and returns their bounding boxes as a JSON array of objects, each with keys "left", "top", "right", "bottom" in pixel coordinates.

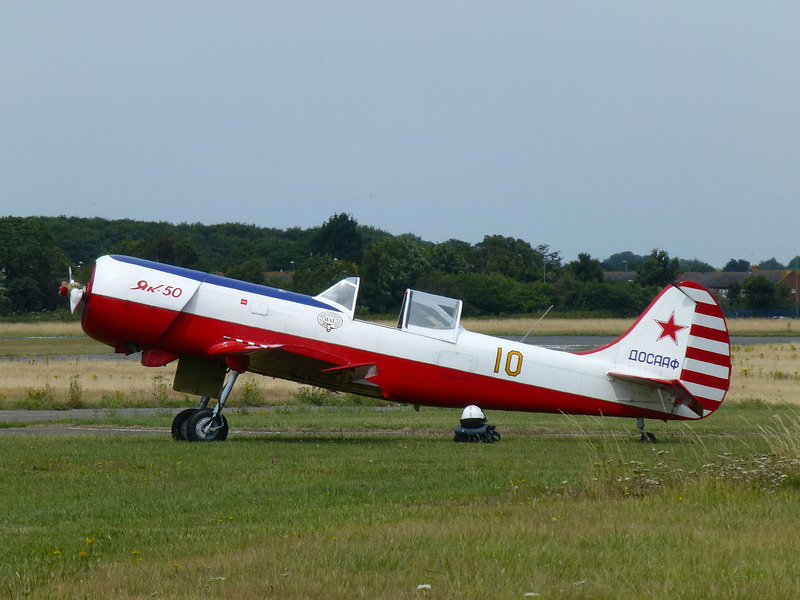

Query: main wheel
[
  {"left": 171, "top": 409, "right": 197, "bottom": 441},
  {"left": 185, "top": 409, "right": 229, "bottom": 442}
]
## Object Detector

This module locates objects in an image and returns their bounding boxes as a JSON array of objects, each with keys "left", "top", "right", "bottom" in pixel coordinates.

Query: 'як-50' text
[{"left": 131, "top": 280, "right": 183, "bottom": 298}]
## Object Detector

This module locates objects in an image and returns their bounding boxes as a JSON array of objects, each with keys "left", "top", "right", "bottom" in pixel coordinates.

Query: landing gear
[
  {"left": 636, "top": 417, "right": 657, "bottom": 443},
  {"left": 185, "top": 409, "right": 229, "bottom": 441},
  {"left": 171, "top": 370, "right": 241, "bottom": 442}
]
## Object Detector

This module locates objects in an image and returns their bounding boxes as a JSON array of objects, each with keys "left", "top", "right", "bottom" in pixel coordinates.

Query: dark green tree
[
  {"left": 679, "top": 258, "right": 715, "bottom": 273},
  {"left": 419, "top": 271, "right": 559, "bottom": 317},
  {"left": 311, "top": 213, "right": 363, "bottom": 263},
  {"left": 537, "top": 244, "right": 562, "bottom": 283},
  {"left": 566, "top": 253, "right": 604, "bottom": 283},
  {"left": 0, "top": 270, "right": 10, "bottom": 316},
  {"left": 742, "top": 275, "right": 778, "bottom": 309},
  {"left": 111, "top": 235, "right": 199, "bottom": 268},
  {"left": 759, "top": 257, "right": 785, "bottom": 270},
  {"left": 563, "top": 281, "right": 655, "bottom": 317},
  {"left": 739, "top": 276, "right": 791, "bottom": 310},
  {"left": 360, "top": 235, "right": 429, "bottom": 312},
  {"left": 292, "top": 255, "right": 358, "bottom": 295},
  {"left": 725, "top": 281, "right": 745, "bottom": 308},
  {"left": 226, "top": 258, "right": 269, "bottom": 285},
  {"left": 0, "top": 217, "right": 68, "bottom": 312},
  {"left": 723, "top": 259, "right": 750, "bottom": 272},
  {"left": 602, "top": 251, "right": 645, "bottom": 272},
  {"left": 426, "top": 239, "right": 472, "bottom": 275},
  {"left": 476, "top": 235, "right": 544, "bottom": 282},
  {"left": 635, "top": 249, "right": 680, "bottom": 288}
]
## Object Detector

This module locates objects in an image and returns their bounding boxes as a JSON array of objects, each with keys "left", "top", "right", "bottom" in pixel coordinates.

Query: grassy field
[
  {"left": 2, "top": 405, "right": 800, "bottom": 599},
  {"left": 2, "top": 322, "right": 800, "bottom": 598}
]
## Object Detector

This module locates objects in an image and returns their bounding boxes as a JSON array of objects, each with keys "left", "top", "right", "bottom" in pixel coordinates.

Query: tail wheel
[{"left": 185, "top": 409, "right": 229, "bottom": 442}]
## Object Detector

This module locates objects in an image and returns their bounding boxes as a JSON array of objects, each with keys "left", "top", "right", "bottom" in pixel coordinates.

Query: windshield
[{"left": 399, "top": 290, "right": 463, "bottom": 342}]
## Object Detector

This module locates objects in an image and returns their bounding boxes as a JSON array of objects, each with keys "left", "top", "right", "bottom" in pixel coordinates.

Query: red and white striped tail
[
  {"left": 583, "top": 279, "right": 731, "bottom": 419},
  {"left": 677, "top": 281, "right": 731, "bottom": 413}
]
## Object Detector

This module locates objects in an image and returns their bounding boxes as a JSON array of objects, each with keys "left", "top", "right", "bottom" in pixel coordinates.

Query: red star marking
[{"left": 655, "top": 312, "right": 688, "bottom": 344}]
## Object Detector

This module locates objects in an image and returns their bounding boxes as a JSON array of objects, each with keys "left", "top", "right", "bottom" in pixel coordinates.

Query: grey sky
[{"left": 2, "top": 2, "right": 799, "bottom": 269}]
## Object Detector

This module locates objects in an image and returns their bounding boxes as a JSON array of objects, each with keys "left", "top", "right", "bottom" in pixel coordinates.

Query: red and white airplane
[{"left": 62, "top": 255, "right": 731, "bottom": 442}]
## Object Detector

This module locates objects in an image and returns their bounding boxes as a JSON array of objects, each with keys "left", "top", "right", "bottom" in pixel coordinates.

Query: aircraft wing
[
  {"left": 606, "top": 370, "right": 704, "bottom": 417},
  {"left": 209, "top": 336, "right": 384, "bottom": 399}
]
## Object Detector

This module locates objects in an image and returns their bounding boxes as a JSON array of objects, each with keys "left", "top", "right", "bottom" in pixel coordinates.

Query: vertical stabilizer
[{"left": 582, "top": 281, "right": 730, "bottom": 418}]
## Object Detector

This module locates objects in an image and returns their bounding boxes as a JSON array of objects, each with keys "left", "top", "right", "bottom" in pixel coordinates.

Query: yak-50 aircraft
[{"left": 61, "top": 255, "right": 731, "bottom": 442}]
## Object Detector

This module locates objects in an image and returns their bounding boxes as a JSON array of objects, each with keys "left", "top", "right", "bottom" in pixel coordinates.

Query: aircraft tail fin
[{"left": 582, "top": 281, "right": 731, "bottom": 418}]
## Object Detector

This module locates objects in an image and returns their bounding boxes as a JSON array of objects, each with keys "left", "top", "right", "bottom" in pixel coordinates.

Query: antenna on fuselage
[{"left": 520, "top": 305, "right": 553, "bottom": 344}]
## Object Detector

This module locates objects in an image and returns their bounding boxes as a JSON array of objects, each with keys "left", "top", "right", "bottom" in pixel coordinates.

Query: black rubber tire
[
  {"left": 185, "top": 409, "right": 229, "bottom": 442},
  {"left": 171, "top": 409, "right": 196, "bottom": 441}
]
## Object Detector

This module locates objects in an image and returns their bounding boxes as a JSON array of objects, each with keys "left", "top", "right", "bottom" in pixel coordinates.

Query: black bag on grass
[{"left": 453, "top": 423, "right": 501, "bottom": 443}]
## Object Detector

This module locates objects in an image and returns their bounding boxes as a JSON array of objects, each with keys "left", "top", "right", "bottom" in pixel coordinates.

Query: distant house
[{"left": 680, "top": 269, "right": 799, "bottom": 302}]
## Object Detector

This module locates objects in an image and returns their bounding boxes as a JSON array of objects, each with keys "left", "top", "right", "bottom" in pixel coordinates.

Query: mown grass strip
[{"left": 0, "top": 336, "right": 110, "bottom": 358}]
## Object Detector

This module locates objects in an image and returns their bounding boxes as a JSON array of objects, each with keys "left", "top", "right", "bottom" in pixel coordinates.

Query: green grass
[
  {"left": 0, "top": 336, "right": 108, "bottom": 358},
  {"left": 2, "top": 403, "right": 800, "bottom": 598}
]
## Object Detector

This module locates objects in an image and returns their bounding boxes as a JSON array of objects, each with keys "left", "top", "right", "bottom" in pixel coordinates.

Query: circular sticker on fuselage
[{"left": 317, "top": 312, "right": 343, "bottom": 332}]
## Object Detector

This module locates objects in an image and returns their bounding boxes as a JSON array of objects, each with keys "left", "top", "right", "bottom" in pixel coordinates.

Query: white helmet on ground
[{"left": 460, "top": 405, "right": 485, "bottom": 421}]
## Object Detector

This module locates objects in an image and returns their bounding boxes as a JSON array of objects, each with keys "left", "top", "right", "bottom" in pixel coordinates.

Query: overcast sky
[{"left": 2, "top": 2, "right": 799, "bottom": 268}]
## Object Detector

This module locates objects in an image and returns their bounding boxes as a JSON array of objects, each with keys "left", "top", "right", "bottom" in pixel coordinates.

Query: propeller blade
[
  {"left": 69, "top": 287, "right": 85, "bottom": 314},
  {"left": 60, "top": 268, "right": 85, "bottom": 314}
]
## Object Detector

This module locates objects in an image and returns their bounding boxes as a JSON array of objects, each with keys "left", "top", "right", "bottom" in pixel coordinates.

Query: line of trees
[{"left": 0, "top": 214, "right": 796, "bottom": 318}]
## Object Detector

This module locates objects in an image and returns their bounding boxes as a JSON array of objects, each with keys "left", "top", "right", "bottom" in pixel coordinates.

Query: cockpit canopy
[
  {"left": 315, "top": 278, "right": 464, "bottom": 342},
  {"left": 398, "top": 289, "right": 463, "bottom": 343}
]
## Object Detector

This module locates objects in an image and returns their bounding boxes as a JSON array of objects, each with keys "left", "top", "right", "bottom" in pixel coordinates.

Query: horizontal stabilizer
[{"left": 607, "top": 370, "right": 704, "bottom": 417}]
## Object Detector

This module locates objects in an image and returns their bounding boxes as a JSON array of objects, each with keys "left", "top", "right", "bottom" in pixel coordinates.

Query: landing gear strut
[
  {"left": 171, "top": 370, "right": 241, "bottom": 442},
  {"left": 637, "top": 417, "right": 657, "bottom": 443}
]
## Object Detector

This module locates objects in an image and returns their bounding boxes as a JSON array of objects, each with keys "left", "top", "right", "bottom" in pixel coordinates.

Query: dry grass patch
[
  {"left": 463, "top": 317, "right": 634, "bottom": 336},
  {"left": 0, "top": 322, "right": 84, "bottom": 337},
  {"left": 728, "top": 343, "right": 800, "bottom": 405},
  {"left": 2, "top": 343, "right": 799, "bottom": 408},
  {"left": 0, "top": 359, "right": 302, "bottom": 409},
  {"left": 726, "top": 317, "right": 800, "bottom": 336}
]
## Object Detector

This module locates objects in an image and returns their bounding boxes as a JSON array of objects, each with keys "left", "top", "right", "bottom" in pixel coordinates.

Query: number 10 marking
[{"left": 494, "top": 348, "right": 523, "bottom": 377}]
